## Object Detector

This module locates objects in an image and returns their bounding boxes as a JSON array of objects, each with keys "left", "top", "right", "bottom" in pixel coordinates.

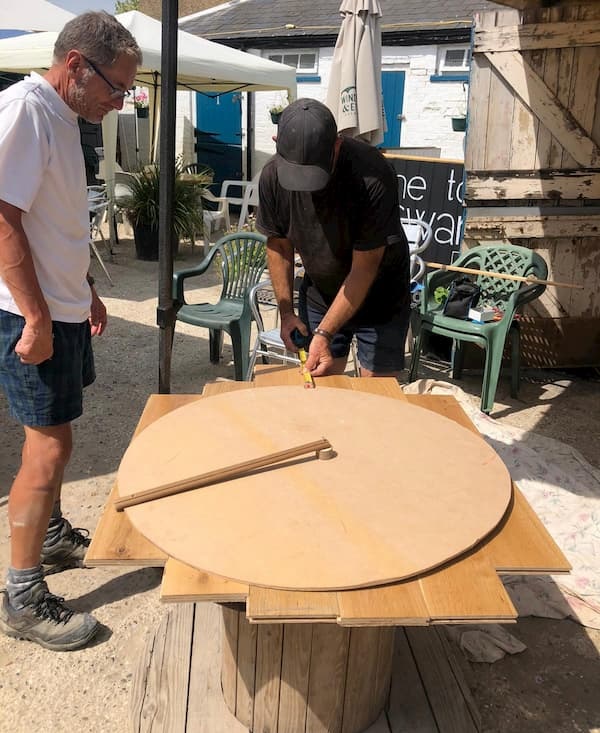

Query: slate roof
[{"left": 180, "top": 0, "right": 505, "bottom": 48}]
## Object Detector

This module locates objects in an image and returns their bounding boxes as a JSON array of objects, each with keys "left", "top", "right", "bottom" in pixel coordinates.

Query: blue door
[
  {"left": 195, "top": 91, "right": 243, "bottom": 186},
  {"left": 381, "top": 71, "right": 405, "bottom": 149}
]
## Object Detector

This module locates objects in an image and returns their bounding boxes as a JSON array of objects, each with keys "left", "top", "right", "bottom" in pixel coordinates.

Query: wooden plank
[
  {"left": 485, "top": 49, "right": 600, "bottom": 166},
  {"left": 221, "top": 606, "right": 239, "bottom": 716},
  {"left": 474, "top": 20, "right": 600, "bottom": 52},
  {"left": 365, "top": 713, "right": 392, "bottom": 733},
  {"left": 306, "top": 624, "right": 349, "bottom": 733},
  {"left": 464, "top": 213, "right": 600, "bottom": 239},
  {"left": 129, "top": 604, "right": 194, "bottom": 733},
  {"left": 418, "top": 552, "right": 517, "bottom": 622},
  {"left": 373, "top": 627, "right": 396, "bottom": 720},
  {"left": 85, "top": 482, "right": 168, "bottom": 566},
  {"left": 253, "top": 363, "right": 306, "bottom": 387},
  {"left": 486, "top": 490, "right": 572, "bottom": 574},
  {"left": 278, "top": 625, "right": 313, "bottom": 733},
  {"left": 87, "top": 394, "right": 202, "bottom": 566},
  {"left": 342, "top": 628, "right": 388, "bottom": 733},
  {"left": 336, "top": 581, "right": 430, "bottom": 627},
  {"left": 387, "top": 629, "right": 439, "bottom": 733},
  {"left": 465, "top": 170, "right": 600, "bottom": 200},
  {"left": 186, "top": 603, "right": 248, "bottom": 733},
  {"left": 202, "top": 380, "right": 254, "bottom": 397},
  {"left": 247, "top": 586, "right": 338, "bottom": 622},
  {"left": 405, "top": 627, "right": 479, "bottom": 733},
  {"left": 253, "top": 624, "right": 283, "bottom": 733},
  {"left": 466, "top": 12, "right": 495, "bottom": 170},
  {"left": 485, "top": 9, "right": 521, "bottom": 171},
  {"left": 436, "top": 628, "right": 482, "bottom": 732},
  {"left": 235, "top": 614, "right": 258, "bottom": 729},
  {"left": 491, "top": 0, "right": 597, "bottom": 9},
  {"left": 349, "top": 376, "right": 407, "bottom": 399},
  {"left": 160, "top": 558, "right": 248, "bottom": 603}
]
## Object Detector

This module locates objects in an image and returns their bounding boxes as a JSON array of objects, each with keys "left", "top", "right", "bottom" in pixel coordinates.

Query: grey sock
[
  {"left": 6, "top": 565, "right": 45, "bottom": 610},
  {"left": 44, "top": 502, "right": 64, "bottom": 547}
]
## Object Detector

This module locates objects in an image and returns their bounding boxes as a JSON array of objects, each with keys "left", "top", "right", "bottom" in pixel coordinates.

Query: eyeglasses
[{"left": 81, "top": 55, "right": 130, "bottom": 100}]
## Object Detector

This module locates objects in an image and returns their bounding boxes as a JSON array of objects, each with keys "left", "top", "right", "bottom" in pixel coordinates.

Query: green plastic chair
[
  {"left": 173, "top": 232, "right": 267, "bottom": 381},
  {"left": 409, "top": 244, "right": 548, "bottom": 414}
]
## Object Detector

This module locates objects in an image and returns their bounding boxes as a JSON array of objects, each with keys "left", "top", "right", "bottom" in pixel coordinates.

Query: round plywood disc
[{"left": 117, "top": 387, "right": 511, "bottom": 590}]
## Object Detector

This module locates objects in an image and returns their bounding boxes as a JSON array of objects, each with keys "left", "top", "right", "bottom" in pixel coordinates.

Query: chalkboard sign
[{"left": 385, "top": 154, "right": 466, "bottom": 265}]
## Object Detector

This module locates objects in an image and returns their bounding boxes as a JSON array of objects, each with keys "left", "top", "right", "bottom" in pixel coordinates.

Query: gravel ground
[{"left": 0, "top": 233, "right": 599, "bottom": 733}]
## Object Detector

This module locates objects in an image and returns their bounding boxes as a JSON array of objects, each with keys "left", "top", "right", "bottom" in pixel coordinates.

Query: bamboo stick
[
  {"left": 425, "top": 261, "right": 583, "bottom": 289},
  {"left": 115, "top": 438, "right": 332, "bottom": 511}
]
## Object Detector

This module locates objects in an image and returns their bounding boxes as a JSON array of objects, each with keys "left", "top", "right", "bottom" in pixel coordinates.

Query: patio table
[{"left": 87, "top": 366, "right": 570, "bottom": 733}]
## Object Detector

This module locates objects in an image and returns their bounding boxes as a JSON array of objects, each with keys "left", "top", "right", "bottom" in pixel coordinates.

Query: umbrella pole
[{"left": 157, "top": 0, "right": 179, "bottom": 394}]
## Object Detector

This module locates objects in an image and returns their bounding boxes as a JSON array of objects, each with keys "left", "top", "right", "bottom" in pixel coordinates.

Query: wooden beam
[
  {"left": 475, "top": 20, "right": 600, "bottom": 52},
  {"left": 484, "top": 50, "right": 600, "bottom": 167},
  {"left": 466, "top": 169, "right": 600, "bottom": 200},
  {"left": 465, "top": 214, "right": 600, "bottom": 239},
  {"left": 487, "top": 0, "right": 599, "bottom": 8}
]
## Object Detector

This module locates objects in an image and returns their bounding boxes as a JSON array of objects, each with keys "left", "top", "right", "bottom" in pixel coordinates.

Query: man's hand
[
  {"left": 280, "top": 312, "right": 307, "bottom": 352},
  {"left": 89, "top": 288, "right": 107, "bottom": 336},
  {"left": 305, "top": 333, "right": 335, "bottom": 376},
  {"left": 15, "top": 320, "right": 53, "bottom": 365}
]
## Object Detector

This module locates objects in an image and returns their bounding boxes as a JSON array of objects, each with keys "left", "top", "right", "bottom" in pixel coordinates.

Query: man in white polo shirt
[{"left": 0, "top": 12, "right": 141, "bottom": 650}]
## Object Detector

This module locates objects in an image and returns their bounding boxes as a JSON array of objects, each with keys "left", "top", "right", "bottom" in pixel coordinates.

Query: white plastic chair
[
  {"left": 246, "top": 278, "right": 359, "bottom": 381},
  {"left": 87, "top": 185, "right": 113, "bottom": 285},
  {"left": 201, "top": 178, "right": 259, "bottom": 242},
  {"left": 237, "top": 181, "right": 259, "bottom": 230}
]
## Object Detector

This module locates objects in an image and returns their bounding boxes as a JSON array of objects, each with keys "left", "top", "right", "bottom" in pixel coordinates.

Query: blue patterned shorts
[
  {"left": 298, "top": 287, "right": 410, "bottom": 373},
  {"left": 0, "top": 309, "right": 95, "bottom": 427}
]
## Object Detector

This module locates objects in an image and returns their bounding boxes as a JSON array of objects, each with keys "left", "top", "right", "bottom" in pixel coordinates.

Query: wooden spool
[{"left": 221, "top": 605, "right": 395, "bottom": 733}]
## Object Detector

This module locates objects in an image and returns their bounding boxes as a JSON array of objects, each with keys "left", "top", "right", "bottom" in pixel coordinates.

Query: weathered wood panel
[{"left": 466, "top": 6, "right": 600, "bottom": 365}]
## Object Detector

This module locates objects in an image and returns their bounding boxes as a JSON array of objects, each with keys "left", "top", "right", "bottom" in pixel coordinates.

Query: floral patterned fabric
[{"left": 404, "top": 379, "right": 600, "bottom": 631}]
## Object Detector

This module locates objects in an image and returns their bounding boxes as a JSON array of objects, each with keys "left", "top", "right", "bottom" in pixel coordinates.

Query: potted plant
[
  {"left": 134, "top": 88, "right": 149, "bottom": 118},
  {"left": 269, "top": 102, "right": 287, "bottom": 124},
  {"left": 451, "top": 85, "right": 468, "bottom": 131},
  {"left": 123, "top": 159, "right": 209, "bottom": 261}
]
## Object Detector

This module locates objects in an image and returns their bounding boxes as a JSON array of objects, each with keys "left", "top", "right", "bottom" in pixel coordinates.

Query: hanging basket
[
  {"left": 452, "top": 117, "right": 467, "bottom": 132},
  {"left": 136, "top": 107, "right": 149, "bottom": 119},
  {"left": 270, "top": 111, "right": 282, "bottom": 125}
]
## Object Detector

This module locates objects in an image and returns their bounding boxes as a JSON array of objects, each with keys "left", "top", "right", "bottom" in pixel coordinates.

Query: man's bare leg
[
  {"left": 1, "top": 422, "right": 98, "bottom": 650},
  {"left": 8, "top": 423, "right": 72, "bottom": 569}
]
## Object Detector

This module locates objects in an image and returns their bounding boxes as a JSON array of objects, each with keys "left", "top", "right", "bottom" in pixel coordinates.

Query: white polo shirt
[{"left": 0, "top": 72, "right": 91, "bottom": 323}]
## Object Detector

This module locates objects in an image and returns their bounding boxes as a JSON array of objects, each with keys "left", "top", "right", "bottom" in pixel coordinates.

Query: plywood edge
[{"left": 160, "top": 558, "right": 249, "bottom": 603}]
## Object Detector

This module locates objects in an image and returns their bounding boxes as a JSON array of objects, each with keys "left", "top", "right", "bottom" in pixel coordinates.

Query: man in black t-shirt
[{"left": 256, "top": 98, "right": 410, "bottom": 377}]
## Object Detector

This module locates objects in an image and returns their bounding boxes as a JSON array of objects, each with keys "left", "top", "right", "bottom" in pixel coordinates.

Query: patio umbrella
[{"left": 326, "top": 0, "right": 385, "bottom": 146}]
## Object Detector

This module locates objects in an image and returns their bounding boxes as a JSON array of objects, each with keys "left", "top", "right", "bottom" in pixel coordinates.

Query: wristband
[
  {"left": 313, "top": 327, "right": 334, "bottom": 342},
  {"left": 86, "top": 274, "right": 95, "bottom": 287}
]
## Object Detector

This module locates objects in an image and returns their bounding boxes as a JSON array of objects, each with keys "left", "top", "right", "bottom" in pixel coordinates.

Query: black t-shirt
[{"left": 256, "top": 137, "right": 410, "bottom": 325}]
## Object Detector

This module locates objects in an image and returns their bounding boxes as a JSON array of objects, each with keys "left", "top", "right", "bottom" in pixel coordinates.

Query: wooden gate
[{"left": 464, "top": 4, "right": 600, "bottom": 367}]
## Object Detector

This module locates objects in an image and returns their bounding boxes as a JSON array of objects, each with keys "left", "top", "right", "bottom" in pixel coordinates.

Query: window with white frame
[
  {"left": 266, "top": 50, "right": 318, "bottom": 75},
  {"left": 437, "top": 46, "right": 470, "bottom": 75}
]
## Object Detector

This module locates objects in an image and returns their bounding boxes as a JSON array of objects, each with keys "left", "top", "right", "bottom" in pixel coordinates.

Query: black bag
[{"left": 442, "top": 276, "right": 481, "bottom": 319}]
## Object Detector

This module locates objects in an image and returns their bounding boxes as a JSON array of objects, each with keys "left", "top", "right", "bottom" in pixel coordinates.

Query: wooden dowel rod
[
  {"left": 115, "top": 438, "right": 332, "bottom": 512},
  {"left": 425, "top": 261, "right": 584, "bottom": 290}
]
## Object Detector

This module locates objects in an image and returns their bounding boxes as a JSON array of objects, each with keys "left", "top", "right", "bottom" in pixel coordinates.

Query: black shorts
[{"left": 0, "top": 310, "right": 95, "bottom": 427}]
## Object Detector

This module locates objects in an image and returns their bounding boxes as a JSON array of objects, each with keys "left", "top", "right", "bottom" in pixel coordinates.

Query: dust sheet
[{"left": 404, "top": 379, "right": 600, "bottom": 661}]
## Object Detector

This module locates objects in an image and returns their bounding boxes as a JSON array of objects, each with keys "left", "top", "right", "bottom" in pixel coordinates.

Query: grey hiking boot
[
  {"left": 0, "top": 584, "right": 98, "bottom": 651},
  {"left": 41, "top": 518, "right": 91, "bottom": 569}
]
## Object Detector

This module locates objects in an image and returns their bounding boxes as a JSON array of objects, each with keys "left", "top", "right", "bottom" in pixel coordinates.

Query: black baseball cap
[{"left": 275, "top": 98, "right": 338, "bottom": 192}]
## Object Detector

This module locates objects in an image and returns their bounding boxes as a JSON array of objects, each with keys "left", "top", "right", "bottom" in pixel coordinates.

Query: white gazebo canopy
[
  {"left": 0, "top": 10, "right": 297, "bottom": 93},
  {"left": 0, "top": 10, "right": 296, "bottom": 240},
  {"left": 0, "top": 0, "right": 74, "bottom": 33}
]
